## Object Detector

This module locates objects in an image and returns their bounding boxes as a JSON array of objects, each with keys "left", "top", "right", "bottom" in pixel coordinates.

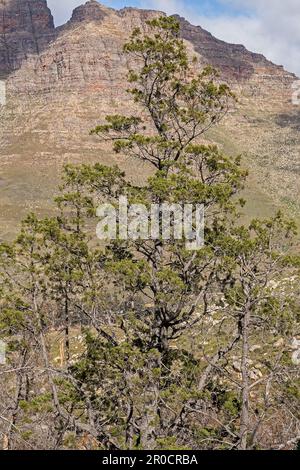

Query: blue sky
[
  {"left": 99, "top": 1, "right": 246, "bottom": 16},
  {"left": 48, "top": 1, "right": 248, "bottom": 22},
  {"left": 47, "top": 0, "right": 300, "bottom": 76}
]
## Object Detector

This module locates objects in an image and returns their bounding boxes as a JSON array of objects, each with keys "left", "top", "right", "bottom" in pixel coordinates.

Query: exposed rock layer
[{"left": 0, "top": 0, "right": 55, "bottom": 77}]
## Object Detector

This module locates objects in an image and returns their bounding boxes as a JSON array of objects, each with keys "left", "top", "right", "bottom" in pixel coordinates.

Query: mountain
[
  {"left": 0, "top": 0, "right": 55, "bottom": 78},
  {"left": 0, "top": 0, "right": 299, "bottom": 238}
]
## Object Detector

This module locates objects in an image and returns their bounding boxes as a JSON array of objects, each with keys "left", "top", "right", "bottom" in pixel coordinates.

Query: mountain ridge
[{"left": 0, "top": 1, "right": 296, "bottom": 79}]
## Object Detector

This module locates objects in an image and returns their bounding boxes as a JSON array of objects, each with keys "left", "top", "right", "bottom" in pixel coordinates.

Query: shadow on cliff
[
  {"left": 0, "top": 0, "right": 58, "bottom": 80},
  {"left": 0, "top": 31, "right": 58, "bottom": 81},
  {"left": 275, "top": 111, "right": 300, "bottom": 131}
]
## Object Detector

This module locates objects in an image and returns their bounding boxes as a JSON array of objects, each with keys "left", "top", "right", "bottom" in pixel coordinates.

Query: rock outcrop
[
  {"left": 68, "top": 0, "right": 110, "bottom": 24},
  {"left": 0, "top": 0, "right": 55, "bottom": 77},
  {"left": 177, "top": 15, "right": 289, "bottom": 81}
]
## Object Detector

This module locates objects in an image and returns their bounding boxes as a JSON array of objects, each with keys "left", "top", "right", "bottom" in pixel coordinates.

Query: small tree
[{"left": 216, "top": 214, "right": 300, "bottom": 449}]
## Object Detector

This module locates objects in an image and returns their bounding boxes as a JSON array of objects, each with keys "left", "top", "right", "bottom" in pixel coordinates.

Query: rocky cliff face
[
  {"left": 68, "top": 0, "right": 110, "bottom": 24},
  {"left": 0, "top": 1, "right": 299, "bottom": 238},
  {"left": 177, "top": 16, "right": 288, "bottom": 81},
  {"left": 0, "top": 0, "right": 55, "bottom": 77}
]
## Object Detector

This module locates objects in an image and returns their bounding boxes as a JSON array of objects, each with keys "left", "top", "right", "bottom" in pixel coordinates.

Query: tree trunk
[
  {"left": 64, "top": 293, "right": 70, "bottom": 362},
  {"left": 6, "top": 347, "right": 28, "bottom": 450},
  {"left": 239, "top": 306, "right": 250, "bottom": 450},
  {"left": 139, "top": 354, "right": 160, "bottom": 450}
]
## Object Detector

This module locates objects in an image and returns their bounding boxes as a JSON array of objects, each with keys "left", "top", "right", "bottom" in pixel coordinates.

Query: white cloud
[
  {"left": 47, "top": 0, "right": 83, "bottom": 26},
  {"left": 141, "top": 0, "right": 300, "bottom": 76}
]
